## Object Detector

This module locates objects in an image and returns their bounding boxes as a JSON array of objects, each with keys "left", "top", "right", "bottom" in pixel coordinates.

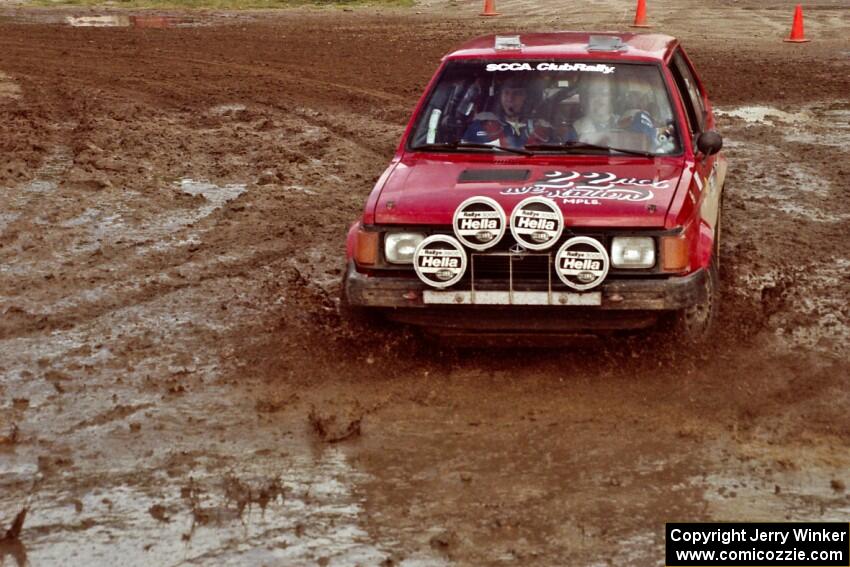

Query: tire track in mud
[
  {"left": 284, "top": 105, "right": 403, "bottom": 158},
  {"left": 0, "top": 49, "right": 381, "bottom": 342},
  {"left": 0, "top": 41, "right": 410, "bottom": 110},
  {"left": 2, "top": 249, "right": 280, "bottom": 340}
]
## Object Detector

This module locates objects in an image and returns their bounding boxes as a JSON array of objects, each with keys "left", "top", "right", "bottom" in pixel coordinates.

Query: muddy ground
[{"left": 0, "top": 0, "right": 848, "bottom": 565}]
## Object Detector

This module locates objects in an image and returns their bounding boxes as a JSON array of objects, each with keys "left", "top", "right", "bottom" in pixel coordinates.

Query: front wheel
[{"left": 664, "top": 259, "right": 719, "bottom": 345}]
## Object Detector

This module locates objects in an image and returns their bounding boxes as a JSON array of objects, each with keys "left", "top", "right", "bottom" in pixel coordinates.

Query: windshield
[{"left": 409, "top": 60, "right": 682, "bottom": 156}]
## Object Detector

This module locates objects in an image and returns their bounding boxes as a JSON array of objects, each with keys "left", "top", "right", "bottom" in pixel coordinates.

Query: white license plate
[{"left": 422, "top": 290, "right": 601, "bottom": 306}]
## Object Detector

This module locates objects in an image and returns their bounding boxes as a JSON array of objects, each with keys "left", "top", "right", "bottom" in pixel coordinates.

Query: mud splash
[{"left": 716, "top": 102, "right": 850, "bottom": 358}]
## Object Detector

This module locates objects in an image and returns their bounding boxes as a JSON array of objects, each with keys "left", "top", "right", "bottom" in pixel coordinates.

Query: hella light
[
  {"left": 384, "top": 232, "right": 425, "bottom": 264},
  {"left": 611, "top": 237, "right": 655, "bottom": 268}
]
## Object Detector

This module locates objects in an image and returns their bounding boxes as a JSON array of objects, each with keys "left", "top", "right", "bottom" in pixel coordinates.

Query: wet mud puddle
[
  {"left": 695, "top": 439, "right": 850, "bottom": 522},
  {"left": 58, "top": 178, "right": 244, "bottom": 255},
  {"left": 3, "top": 446, "right": 398, "bottom": 565},
  {"left": 65, "top": 15, "right": 198, "bottom": 28}
]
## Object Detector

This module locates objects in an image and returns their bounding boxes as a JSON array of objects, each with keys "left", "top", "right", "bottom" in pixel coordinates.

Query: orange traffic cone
[
  {"left": 784, "top": 4, "right": 810, "bottom": 43},
  {"left": 630, "top": 0, "right": 650, "bottom": 28},
  {"left": 480, "top": 0, "right": 500, "bottom": 17}
]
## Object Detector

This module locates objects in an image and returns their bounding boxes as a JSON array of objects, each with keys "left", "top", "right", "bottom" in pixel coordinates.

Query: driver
[
  {"left": 570, "top": 74, "right": 657, "bottom": 150},
  {"left": 462, "top": 75, "right": 532, "bottom": 148}
]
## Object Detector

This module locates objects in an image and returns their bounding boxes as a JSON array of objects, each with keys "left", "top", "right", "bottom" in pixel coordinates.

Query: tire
[
  {"left": 664, "top": 258, "right": 720, "bottom": 345},
  {"left": 338, "top": 279, "right": 380, "bottom": 326}
]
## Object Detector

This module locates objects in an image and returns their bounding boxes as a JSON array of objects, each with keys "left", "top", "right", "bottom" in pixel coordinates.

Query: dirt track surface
[{"left": 0, "top": 1, "right": 849, "bottom": 564}]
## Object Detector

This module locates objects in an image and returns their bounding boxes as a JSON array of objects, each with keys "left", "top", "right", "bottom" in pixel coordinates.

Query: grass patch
[{"left": 28, "top": 0, "right": 413, "bottom": 9}]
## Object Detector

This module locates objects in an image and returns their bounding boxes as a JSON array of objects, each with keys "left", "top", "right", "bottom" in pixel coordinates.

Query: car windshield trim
[
  {"left": 523, "top": 141, "right": 658, "bottom": 158},
  {"left": 410, "top": 141, "right": 533, "bottom": 156}
]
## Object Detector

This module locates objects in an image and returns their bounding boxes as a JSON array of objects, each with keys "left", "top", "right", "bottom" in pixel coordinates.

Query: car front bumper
[
  {"left": 344, "top": 263, "right": 707, "bottom": 335},
  {"left": 345, "top": 263, "right": 706, "bottom": 311}
]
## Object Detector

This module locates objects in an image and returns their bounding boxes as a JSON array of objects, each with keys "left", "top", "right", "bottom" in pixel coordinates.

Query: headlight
[
  {"left": 611, "top": 236, "right": 655, "bottom": 268},
  {"left": 384, "top": 232, "right": 425, "bottom": 264}
]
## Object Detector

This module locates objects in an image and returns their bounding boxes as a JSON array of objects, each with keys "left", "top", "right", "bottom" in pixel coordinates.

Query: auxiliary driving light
[
  {"left": 413, "top": 235, "right": 467, "bottom": 288},
  {"left": 453, "top": 196, "right": 506, "bottom": 250}
]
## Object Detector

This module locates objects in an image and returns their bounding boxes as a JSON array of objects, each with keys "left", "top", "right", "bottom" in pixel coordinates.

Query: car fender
[
  {"left": 345, "top": 221, "right": 361, "bottom": 262},
  {"left": 362, "top": 160, "right": 401, "bottom": 226},
  {"left": 696, "top": 154, "right": 727, "bottom": 268},
  {"left": 347, "top": 160, "right": 401, "bottom": 262}
]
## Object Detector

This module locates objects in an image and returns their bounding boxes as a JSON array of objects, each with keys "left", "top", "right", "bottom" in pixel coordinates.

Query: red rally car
[{"left": 343, "top": 32, "right": 727, "bottom": 342}]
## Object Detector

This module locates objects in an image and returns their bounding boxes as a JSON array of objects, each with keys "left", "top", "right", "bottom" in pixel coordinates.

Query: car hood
[{"left": 373, "top": 154, "right": 685, "bottom": 228}]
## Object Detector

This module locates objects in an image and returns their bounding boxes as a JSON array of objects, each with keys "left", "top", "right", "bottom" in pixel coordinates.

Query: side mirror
[{"left": 696, "top": 130, "right": 723, "bottom": 156}]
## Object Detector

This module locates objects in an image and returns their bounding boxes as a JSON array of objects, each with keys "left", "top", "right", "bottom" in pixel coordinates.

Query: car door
[{"left": 669, "top": 47, "right": 724, "bottom": 262}]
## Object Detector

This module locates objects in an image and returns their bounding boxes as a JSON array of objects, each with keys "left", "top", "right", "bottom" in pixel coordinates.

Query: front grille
[
  {"left": 470, "top": 252, "right": 553, "bottom": 282},
  {"left": 464, "top": 251, "right": 568, "bottom": 292}
]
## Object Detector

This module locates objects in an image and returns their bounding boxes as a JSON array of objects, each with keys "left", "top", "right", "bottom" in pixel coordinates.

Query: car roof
[{"left": 444, "top": 32, "right": 679, "bottom": 63}]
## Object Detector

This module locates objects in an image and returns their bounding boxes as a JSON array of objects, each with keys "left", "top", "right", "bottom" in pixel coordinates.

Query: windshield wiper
[
  {"left": 411, "top": 141, "right": 532, "bottom": 156},
  {"left": 524, "top": 140, "right": 656, "bottom": 158}
]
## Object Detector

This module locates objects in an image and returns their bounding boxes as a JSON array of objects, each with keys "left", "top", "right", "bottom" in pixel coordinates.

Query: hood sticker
[
  {"left": 510, "top": 197, "right": 564, "bottom": 250},
  {"left": 413, "top": 235, "right": 468, "bottom": 288},
  {"left": 555, "top": 236, "right": 610, "bottom": 291},
  {"left": 500, "top": 170, "right": 672, "bottom": 206},
  {"left": 453, "top": 196, "right": 506, "bottom": 251}
]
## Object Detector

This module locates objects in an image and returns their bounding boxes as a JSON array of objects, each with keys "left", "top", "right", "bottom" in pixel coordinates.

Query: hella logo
[
  {"left": 531, "top": 231, "right": 550, "bottom": 243},
  {"left": 460, "top": 218, "right": 499, "bottom": 230},
  {"left": 436, "top": 269, "right": 454, "bottom": 281},
  {"left": 420, "top": 256, "right": 459, "bottom": 268},
  {"left": 561, "top": 258, "right": 602, "bottom": 271},
  {"left": 517, "top": 216, "right": 556, "bottom": 231}
]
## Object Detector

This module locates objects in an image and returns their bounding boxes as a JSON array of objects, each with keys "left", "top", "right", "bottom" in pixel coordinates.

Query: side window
[{"left": 670, "top": 50, "right": 705, "bottom": 134}]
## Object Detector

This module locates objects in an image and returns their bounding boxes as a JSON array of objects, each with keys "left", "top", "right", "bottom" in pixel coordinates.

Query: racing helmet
[{"left": 497, "top": 74, "right": 531, "bottom": 117}]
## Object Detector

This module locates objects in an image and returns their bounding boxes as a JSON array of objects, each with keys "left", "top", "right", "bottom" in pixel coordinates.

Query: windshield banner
[{"left": 485, "top": 62, "right": 616, "bottom": 74}]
